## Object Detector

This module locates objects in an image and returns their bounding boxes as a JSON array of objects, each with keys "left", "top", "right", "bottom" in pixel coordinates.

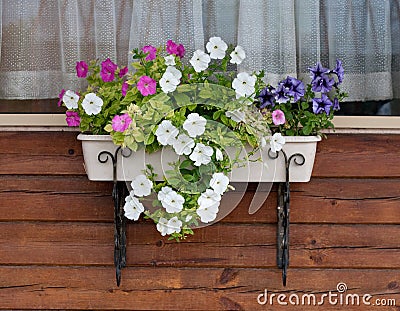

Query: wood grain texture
[
  {"left": 0, "top": 132, "right": 400, "bottom": 310},
  {"left": 0, "top": 267, "right": 398, "bottom": 310}
]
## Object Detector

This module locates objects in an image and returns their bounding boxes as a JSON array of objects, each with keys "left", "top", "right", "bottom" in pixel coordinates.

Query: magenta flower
[
  {"left": 142, "top": 45, "right": 157, "bottom": 61},
  {"left": 65, "top": 111, "right": 81, "bottom": 127},
  {"left": 101, "top": 58, "right": 118, "bottom": 72},
  {"left": 112, "top": 113, "right": 132, "bottom": 132},
  {"left": 137, "top": 75, "right": 156, "bottom": 96},
  {"left": 119, "top": 66, "right": 128, "bottom": 78},
  {"left": 272, "top": 109, "right": 286, "bottom": 125},
  {"left": 121, "top": 81, "right": 129, "bottom": 96},
  {"left": 166, "top": 40, "right": 185, "bottom": 58},
  {"left": 100, "top": 58, "right": 118, "bottom": 82},
  {"left": 176, "top": 44, "right": 185, "bottom": 58},
  {"left": 76, "top": 61, "right": 88, "bottom": 78},
  {"left": 57, "top": 89, "right": 66, "bottom": 107}
]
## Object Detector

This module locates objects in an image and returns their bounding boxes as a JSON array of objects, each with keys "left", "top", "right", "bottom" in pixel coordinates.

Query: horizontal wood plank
[
  {"left": 0, "top": 267, "right": 398, "bottom": 310},
  {"left": 1, "top": 176, "right": 399, "bottom": 224},
  {"left": 0, "top": 223, "right": 399, "bottom": 268},
  {"left": 314, "top": 134, "right": 400, "bottom": 177}
]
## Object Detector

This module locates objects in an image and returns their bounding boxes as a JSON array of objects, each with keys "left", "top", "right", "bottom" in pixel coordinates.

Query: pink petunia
[
  {"left": 57, "top": 89, "right": 66, "bottom": 107},
  {"left": 112, "top": 113, "right": 132, "bottom": 132},
  {"left": 176, "top": 44, "right": 185, "bottom": 58},
  {"left": 272, "top": 109, "right": 286, "bottom": 125},
  {"left": 100, "top": 58, "right": 118, "bottom": 82},
  {"left": 101, "top": 58, "right": 118, "bottom": 72},
  {"left": 76, "top": 61, "right": 88, "bottom": 78},
  {"left": 142, "top": 45, "right": 157, "bottom": 61},
  {"left": 121, "top": 81, "right": 129, "bottom": 97},
  {"left": 137, "top": 75, "right": 156, "bottom": 96},
  {"left": 65, "top": 111, "right": 81, "bottom": 127},
  {"left": 118, "top": 66, "right": 128, "bottom": 78},
  {"left": 166, "top": 40, "right": 178, "bottom": 55},
  {"left": 166, "top": 40, "right": 185, "bottom": 59}
]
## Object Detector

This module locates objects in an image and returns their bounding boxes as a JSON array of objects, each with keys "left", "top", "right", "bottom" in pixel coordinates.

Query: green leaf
[{"left": 173, "top": 93, "right": 191, "bottom": 106}]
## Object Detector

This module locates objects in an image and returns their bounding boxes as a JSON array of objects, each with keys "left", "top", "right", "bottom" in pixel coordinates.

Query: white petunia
[
  {"left": 172, "top": 133, "right": 195, "bottom": 155},
  {"left": 62, "top": 90, "right": 79, "bottom": 109},
  {"left": 185, "top": 215, "right": 192, "bottom": 222},
  {"left": 270, "top": 133, "right": 286, "bottom": 153},
  {"left": 165, "top": 66, "right": 182, "bottom": 80},
  {"left": 225, "top": 108, "right": 246, "bottom": 123},
  {"left": 160, "top": 190, "right": 185, "bottom": 213},
  {"left": 230, "top": 46, "right": 246, "bottom": 64},
  {"left": 156, "top": 217, "right": 169, "bottom": 236},
  {"left": 183, "top": 113, "right": 207, "bottom": 138},
  {"left": 164, "top": 55, "right": 176, "bottom": 66},
  {"left": 196, "top": 189, "right": 221, "bottom": 223},
  {"left": 215, "top": 148, "right": 223, "bottom": 161},
  {"left": 189, "top": 143, "right": 214, "bottom": 166},
  {"left": 189, "top": 50, "right": 211, "bottom": 72},
  {"left": 157, "top": 186, "right": 174, "bottom": 202},
  {"left": 81, "top": 92, "right": 103, "bottom": 115},
  {"left": 124, "top": 192, "right": 145, "bottom": 221},
  {"left": 206, "top": 36, "right": 228, "bottom": 59},
  {"left": 197, "top": 188, "right": 221, "bottom": 208},
  {"left": 232, "top": 72, "right": 256, "bottom": 99},
  {"left": 156, "top": 216, "right": 182, "bottom": 236},
  {"left": 155, "top": 120, "right": 179, "bottom": 146},
  {"left": 167, "top": 216, "right": 183, "bottom": 234},
  {"left": 160, "top": 71, "right": 180, "bottom": 93},
  {"left": 130, "top": 174, "right": 153, "bottom": 197},
  {"left": 196, "top": 203, "right": 219, "bottom": 223},
  {"left": 209, "top": 172, "right": 230, "bottom": 195}
]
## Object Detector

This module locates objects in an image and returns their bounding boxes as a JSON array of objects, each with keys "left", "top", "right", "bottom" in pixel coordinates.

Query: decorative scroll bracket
[
  {"left": 269, "top": 149, "right": 305, "bottom": 286},
  {"left": 98, "top": 147, "right": 131, "bottom": 287}
]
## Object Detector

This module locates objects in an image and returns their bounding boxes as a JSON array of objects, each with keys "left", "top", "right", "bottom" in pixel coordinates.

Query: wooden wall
[{"left": 0, "top": 131, "right": 399, "bottom": 310}]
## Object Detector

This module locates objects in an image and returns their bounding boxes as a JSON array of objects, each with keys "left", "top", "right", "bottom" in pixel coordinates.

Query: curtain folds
[{"left": 0, "top": 0, "right": 398, "bottom": 101}]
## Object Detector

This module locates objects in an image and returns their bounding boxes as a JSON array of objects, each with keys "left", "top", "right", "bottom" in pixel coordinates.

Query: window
[{"left": 0, "top": 0, "right": 399, "bottom": 125}]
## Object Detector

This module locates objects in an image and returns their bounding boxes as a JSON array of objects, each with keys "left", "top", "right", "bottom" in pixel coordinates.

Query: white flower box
[{"left": 78, "top": 134, "right": 320, "bottom": 182}]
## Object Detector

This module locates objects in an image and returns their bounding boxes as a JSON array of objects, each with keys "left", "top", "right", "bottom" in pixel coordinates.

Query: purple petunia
[
  {"left": 333, "top": 98, "right": 340, "bottom": 111},
  {"left": 137, "top": 75, "right": 156, "bottom": 96},
  {"left": 332, "top": 59, "right": 344, "bottom": 84},
  {"left": 76, "top": 61, "right": 88, "bottom": 78},
  {"left": 311, "top": 74, "right": 335, "bottom": 93},
  {"left": 142, "top": 45, "right": 157, "bottom": 61},
  {"left": 100, "top": 58, "right": 118, "bottom": 82},
  {"left": 274, "top": 83, "right": 290, "bottom": 104},
  {"left": 312, "top": 94, "right": 333, "bottom": 115},
  {"left": 258, "top": 86, "right": 275, "bottom": 108},
  {"left": 65, "top": 111, "right": 81, "bottom": 127},
  {"left": 281, "top": 76, "right": 305, "bottom": 102},
  {"left": 309, "top": 62, "right": 330, "bottom": 81},
  {"left": 112, "top": 113, "right": 132, "bottom": 132}
]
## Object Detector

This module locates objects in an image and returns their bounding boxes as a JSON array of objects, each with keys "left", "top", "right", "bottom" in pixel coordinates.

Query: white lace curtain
[{"left": 0, "top": 0, "right": 398, "bottom": 102}]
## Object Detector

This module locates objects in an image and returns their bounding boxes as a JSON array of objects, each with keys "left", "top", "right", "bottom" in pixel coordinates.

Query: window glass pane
[{"left": 0, "top": 0, "right": 398, "bottom": 116}]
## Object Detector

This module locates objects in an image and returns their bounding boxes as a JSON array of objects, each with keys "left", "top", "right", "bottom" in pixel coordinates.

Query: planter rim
[
  {"left": 77, "top": 133, "right": 321, "bottom": 142},
  {"left": 77, "top": 133, "right": 113, "bottom": 141}
]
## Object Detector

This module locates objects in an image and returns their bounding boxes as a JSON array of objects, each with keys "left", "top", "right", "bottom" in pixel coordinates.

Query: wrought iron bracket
[
  {"left": 269, "top": 149, "right": 305, "bottom": 286},
  {"left": 98, "top": 147, "right": 131, "bottom": 287}
]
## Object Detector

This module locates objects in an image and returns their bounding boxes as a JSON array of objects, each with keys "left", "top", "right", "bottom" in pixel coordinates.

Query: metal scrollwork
[
  {"left": 269, "top": 148, "right": 305, "bottom": 286},
  {"left": 98, "top": 147, "right": 130, "bottom": 287}
]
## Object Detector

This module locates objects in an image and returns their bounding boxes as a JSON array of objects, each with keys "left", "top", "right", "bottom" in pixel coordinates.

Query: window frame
[{"left": 1, "top": 114, "right": 399, "bottom": 132}]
